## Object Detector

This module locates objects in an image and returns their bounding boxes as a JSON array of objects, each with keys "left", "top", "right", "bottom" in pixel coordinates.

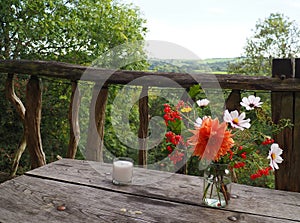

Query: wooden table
[{"left": 0, "top": 159, "right": 299, "bottom": 223}]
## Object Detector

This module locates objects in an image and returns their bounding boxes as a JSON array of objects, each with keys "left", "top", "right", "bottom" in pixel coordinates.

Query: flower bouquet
[{"left": 163, "top": 94, "right": 292, "bottom": 207}]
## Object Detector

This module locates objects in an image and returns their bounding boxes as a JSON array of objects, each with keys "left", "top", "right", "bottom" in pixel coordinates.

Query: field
[{"left": 148, "top": 58, "right": 238, "bottom": 73}]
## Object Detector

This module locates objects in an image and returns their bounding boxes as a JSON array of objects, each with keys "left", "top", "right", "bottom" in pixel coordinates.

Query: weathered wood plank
[
  {"left": 291, "top": 92, "right": 300, "bottom": 191},
  {"left": 295, "top": 58, "right": 300, "bottom": 78},
  {"left": 272, "top": 58, "right": 293, "bottom": 79},
  {"left": 25, "top": 159, "right": 300, "bottom": 222},
  {"left": 0, "top": 174, "right": 294, "bottom": 223},
  {"left": 271, "top": 59, "right": 297, "bottom": 191},
  {"left": 271, "top": 95, "right": 296, "bottom": 191},
  {"left": 2, "top": 59, "right": 300, "bottom": 90}
]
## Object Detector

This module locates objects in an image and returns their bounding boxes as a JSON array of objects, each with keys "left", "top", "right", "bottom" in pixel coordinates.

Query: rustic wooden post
[
  {"left": 5, "top": 73, "right": 27, "bottom": 176},
  {"left": 85, "top": 84, "right": 108, "bottom": 161},
  {"left": 25, "top": 75, "right": 46, "bottom": 169},
  {"left": 271, "top": 58, "right": 300, "bottom": 192},
  {"left": 138, "top": 85, "right": 149, "bottom": 167},
  {"left": 290, "top": 58, "right": 300, "bottom": 191},
  {"left": 225, "top": 90, "right": 241, "bottom": 111},
  {"left": 175, "top": 89, "right": 192, "bottom": 175},
  {"left": 66, "top": 81, "right": 81, "bottom": 159}
]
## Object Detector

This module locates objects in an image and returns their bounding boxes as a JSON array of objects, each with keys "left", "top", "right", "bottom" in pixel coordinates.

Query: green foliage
[
  {"left": 0, "top": 75, "right": 29, "bottom": 173},
  {"left": 0, "top": 3, "right": 295, "bottom": 191},
  {"left": 1, "top": 0, "right": 147, "bottom": 62},
  {"left": 157, "top": 89, "right": 292, "bottom": 188},
  {"left": 41, "top": 79, "right": 72, "bottom": 163},
  {"left": 0, "top": 0, "right": 148, "bottom": 173},
  {"left": 104, "top": 85, "right": 139, "bottom": 160},
  {"left": 228, "top": 13, "right": 300, "bottom": 75}
]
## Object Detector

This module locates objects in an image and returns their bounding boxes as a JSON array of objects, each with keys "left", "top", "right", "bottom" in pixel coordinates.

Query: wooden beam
[
  {"left": 225, "top": 90, "right": 241, "bottom": 111},
  {"left": 138, "top": 86, "right": 149, "bottom": 167},
  {"left": 2, "top": 59, "right": 300, "bottom": 91},
  {"left": 290, "top": 92, "right": 300, "bottom": 191},
  {"left": 66, "top": 81, "right": 81, "bottom": 159},
  {"left": 25, "top": 76, "right": 46, "bottom": 169},
  {"left": 5, "top": 73, "right": 27, "bottom": 176},
  {"left": 272, "top": 58, "right": 299, "bottom": 192},
  {"left": 272, "top": 58, "right": 293, "bottom": 79},
  {"left": 5, "top": 73, "right": 25, "bottom": 120},
  {"left": 85, "top": 85, "right": 108, "bottom": 161},
  {"left": 272, "top": 92, "right": 294, "bottom": 191}
]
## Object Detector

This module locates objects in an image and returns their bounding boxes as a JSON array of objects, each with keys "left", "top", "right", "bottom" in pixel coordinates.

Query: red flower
[
  {"left": 165, "top": 132, "right": 183, "bottom": 145},
  {"left": 250, "top": 166, "right": 272, "bottom": 180},
  {"left": 240, "top": 152, "right": 247, "bottom": 159},
  {"left": 250, "top": 174, "right": 259, "bottom": 180},
  {"left": 262, "top": 138, "right": 274, "bottom": 145},
  {"left": 228, "top": 149, "right": 234, "bottom": 160},
  {"left": 163, "top": 104, "right": 182, "bottom": 125},
  {"left": 234, "top": 162, "right": 245, "bottom": 168},
  {"left": 166, "top": 146, "right": 173, "bottom": 153}
]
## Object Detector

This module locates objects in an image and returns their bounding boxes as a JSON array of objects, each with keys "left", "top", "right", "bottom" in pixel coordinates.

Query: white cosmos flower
[
  {"left": 240, "top": 95, "right": 263, "bottom": 110},
  {"left": 196, "top": 99, "right": 210, "bottom": 107},
  {"left": 267, "top": 143, "right": 283, "bottom": 170},
  {"left": 194, "top": 117, "right": 203, "bottom": 127},
  {"left": 194, "top": 116, "right": 209, "bottom": 127},
  {"left": 223, "top": 109, "right": 251, "bottom": 130}
]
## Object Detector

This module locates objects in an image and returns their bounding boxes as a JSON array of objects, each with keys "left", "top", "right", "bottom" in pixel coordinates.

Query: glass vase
[{"left": 202, "top": 163, "right": 232, "bottom": 208}]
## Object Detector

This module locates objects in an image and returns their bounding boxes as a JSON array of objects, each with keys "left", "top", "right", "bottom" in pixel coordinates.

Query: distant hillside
[{"left": 148, "top": 58, "right": 238, "bottom": 73}]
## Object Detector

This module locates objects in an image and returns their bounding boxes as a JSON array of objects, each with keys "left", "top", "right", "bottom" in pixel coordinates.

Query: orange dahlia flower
[{"left": 188, "top": 117, "right": 234, "bottom": 161}]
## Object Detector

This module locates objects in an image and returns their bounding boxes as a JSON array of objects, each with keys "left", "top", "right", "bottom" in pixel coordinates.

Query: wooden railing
[{"left": 0, "top": 59, "right": 300, "bottom": 192}]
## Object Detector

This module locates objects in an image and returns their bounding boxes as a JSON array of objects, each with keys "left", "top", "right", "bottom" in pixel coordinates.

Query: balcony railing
[{"left": 1, "top": 59, "right": 300, "bottom": 192}]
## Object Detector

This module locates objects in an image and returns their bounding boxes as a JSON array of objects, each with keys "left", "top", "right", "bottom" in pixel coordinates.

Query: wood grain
[
  {"left": 1, "top": 59, "right": 300, "bottom": 194},
  {"left": 225, "top": 90, "right": 241, "bottom": 111},
  {"left": 1, "top": 59, "right": 300, "bottom": 90},
  {"left": 272, "top": 59, "right": 299, "bottom": 192},
  {"left": 25, "top": 76, "right": 46, "bottom": 169},
  {"left": 66, "top": 81, "right": 81, "bottom": 159},
  {"left": 5, "top": 73, "right": 27, "bottom": 176},
  {"left": 24, "top": 159, "right": 300, "bottom": 222},
  {"left": 138, "top": 85, "right": 149, "bottom": 167},
  {"left": 0, "top": 173, "right": 293, "bottom": 223},
  {"left": 85, "top": 85, "right": 108, "bottom": 162}
]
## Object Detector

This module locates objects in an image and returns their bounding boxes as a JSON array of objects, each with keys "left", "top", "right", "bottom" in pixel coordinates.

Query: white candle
[{"left": 112, "top": 159, "right": 133, "bottom": 185}]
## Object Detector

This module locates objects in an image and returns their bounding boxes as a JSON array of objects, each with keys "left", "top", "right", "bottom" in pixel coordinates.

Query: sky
[{"left": 122, "top": 0, "right": 300, "bottom": 59}]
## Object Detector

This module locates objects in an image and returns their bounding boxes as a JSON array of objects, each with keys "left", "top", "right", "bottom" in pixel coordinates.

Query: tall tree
[
  {"left": 0, "top": 0, "right": 148, "bottom": 173},
  {"left": 228, "top": 13, "right": 300, "bottom": 75},
  {"left": 0, "top": 0, "right": 147, "bottom": 63}
]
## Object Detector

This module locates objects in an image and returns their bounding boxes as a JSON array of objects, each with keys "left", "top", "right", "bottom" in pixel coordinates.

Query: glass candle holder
[{"left": 112, "top": 157, "right": 133, "bottom": 185}]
